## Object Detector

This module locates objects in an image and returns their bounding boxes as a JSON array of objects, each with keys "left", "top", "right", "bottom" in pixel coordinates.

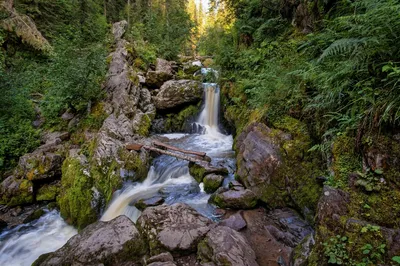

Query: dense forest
[{"left": 1, "top": 0, "right": 400, "bottom": 265}]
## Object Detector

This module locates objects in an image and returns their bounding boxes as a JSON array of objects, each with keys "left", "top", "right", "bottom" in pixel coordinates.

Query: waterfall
[{"left": 197, "top": 83, "right": 220, "bottom": 131}]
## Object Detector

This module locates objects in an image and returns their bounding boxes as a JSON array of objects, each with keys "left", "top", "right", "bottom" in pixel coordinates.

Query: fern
[{"left": 318, "top": 38, "right": 368, "bottom": 62}]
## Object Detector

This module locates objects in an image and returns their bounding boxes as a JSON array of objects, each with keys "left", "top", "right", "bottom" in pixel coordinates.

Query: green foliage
[
  {"left": 125, "top": 0, "right": 194, "bottom": 60},
  {"left": 323, "top": 235, "right": 349, "bottom": 265}
]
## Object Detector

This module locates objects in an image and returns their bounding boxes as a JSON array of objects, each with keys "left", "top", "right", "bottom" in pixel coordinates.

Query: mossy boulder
[
  {"left": 188, "top": 162, "right": 228, "bottom": 183},
  {"left": 19, "top": 152, "right": 63, "bottom": 181},
  {"left": 235, "top": 119, "right": 323, "bottom": 222},
  {"left": 152, "top": 104, "right": 200, "bottom": 133},
  {"left": 154, "top": 80, "right": 202, "bottom": 110},
  {"left": 58, "top": 156, "right": 98, "bottom": 230},
  {"left": 209, "top": 188, "right": 258, "bottom": 209},
  {"left": 36, "top": 182, "right": 60, "bottom": 201},
  {"left": 0, "top": 176, "right": 33, "bottom": 207},
  {"left": 203, "top": 174, "right": 224, "bottom": 193},
  {"left": 23, "top": 208, "right": 46, "bottom": 223}
]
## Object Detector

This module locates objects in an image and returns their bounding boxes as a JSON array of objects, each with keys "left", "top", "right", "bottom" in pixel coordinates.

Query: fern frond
[{"left": 318, "top": 38, "right": 368, "bottom": 63}]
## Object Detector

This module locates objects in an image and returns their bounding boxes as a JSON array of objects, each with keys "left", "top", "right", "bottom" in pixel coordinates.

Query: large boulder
[
  {"left": 33, "top": 215, "right": 147, "bottom": 266},
  {"left": 145, "top": 58, "right": 175, "bottom": 88},
  {"left": 18, "top": 152, "right": 63, "bottom": 181},
  {"left": 154, "top": 80, "right": 203, "bottom": 110},
  {"left": 209, "top": 188, "right": 258, "bottom": 209},
  {"left": 0, "top": 176, "right": 33, "bottom": 206},
  {"left": 188, "top": 162, "right": 228, "bottom": 183},
  {"left": 197, "top": 226, "right": 258, "bottom": 266},
  {"left": 236, "top": 123, "right": 282, "bottom": 187},
  {"left": 137, "top": 203, "right": 212, "bottom": 256}
]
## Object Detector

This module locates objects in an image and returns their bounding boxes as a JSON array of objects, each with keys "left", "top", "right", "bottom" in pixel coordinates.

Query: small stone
[
  {"left": 61, "top": 110, "right": 74, "bottom": 121},
  {"left": 219, "top": 212, "right": 247, "bottom": 231},
  {"left": 132, "top": 196, "right": 165, "bottom": 211},
  {"left": 147, "top": 252, "right": 174, "bottom": 263}
]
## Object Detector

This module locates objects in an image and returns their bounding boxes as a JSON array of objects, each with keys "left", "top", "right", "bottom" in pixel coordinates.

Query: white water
[{"left": 0, "top": 210, "right": 77, "bottom": 266}]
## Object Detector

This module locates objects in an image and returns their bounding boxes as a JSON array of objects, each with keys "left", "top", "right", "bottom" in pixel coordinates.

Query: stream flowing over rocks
[{"left": 0, "top": 20, "right": 365, "bottom": 266}]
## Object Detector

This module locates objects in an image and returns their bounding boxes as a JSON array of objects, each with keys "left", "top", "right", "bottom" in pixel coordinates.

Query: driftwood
[
  {"left": 153, "top": 140, "right": 206, "bottom": 157},
  {"left": 126, "top": 141, "right": 210, "bottom": 164}
]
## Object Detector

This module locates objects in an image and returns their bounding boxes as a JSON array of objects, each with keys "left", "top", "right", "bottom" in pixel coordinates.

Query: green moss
[
  {"left": 165, "top": 104, "right": 200, "bottom": 132},
  {"left": 118, "top": 148, "right": 149, "bottom": 181},
  {"left": 137, "top": 114, "right": 151, "bottom": 136},
  {"left": 91, "top": 159, "right": 122, "bottom": 204},
  {"left": 2, "top": 179, "right": 34, "bottom": 207},
  {"left": 24, "top": 209, "right": 46, "bottom": 223},
  {"left": 188, "top": 163, "right": 207, "bottom": 183},
  {"left": 203, "top": 175, "right": 223, "bottom": 193},
  {"left": 36, "top": 184, "right": 60, "bottom": 201},
  {"left": 331, "top": 136, "right": 362, "bottom": 188},
  {"left": 58, "top": 157, "right": 97, "bottom": 230}
]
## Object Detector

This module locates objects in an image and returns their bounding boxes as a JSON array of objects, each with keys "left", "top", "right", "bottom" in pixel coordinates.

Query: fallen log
[
  {"left": 153, "top": 140, "right": 206, "bottom": 157},
  {"left": 144, "top": 145, "right": 209, "bottom": 164}
]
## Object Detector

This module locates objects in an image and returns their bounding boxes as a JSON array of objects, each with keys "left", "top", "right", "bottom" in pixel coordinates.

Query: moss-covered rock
[
  {"left": 58, "top": 157, "right": 97, "bottom": 230},
  {"left": 0, "top": 176, "right": 34, "bottom": 206},
  {"left": 36, "top": 183, "right": 60, "bottom": 201},
  {"left": 23, "top": 208, "right": 46, "bottom": 223},
  {"left": 236, "top": 118, "right": 323, "bottom": 223},
  {"left": 209, "top": 188, "right": 258, "bottom": 209},
  {"left": 203, "top": 174, "right": 224, "bottom": 194},
  {"left": 189, "top": 162, "right": 228, "bottom": 184}
]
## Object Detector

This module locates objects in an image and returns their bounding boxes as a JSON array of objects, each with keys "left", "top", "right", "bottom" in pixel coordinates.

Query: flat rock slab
[
  {"left": 132, "top": 196, "right": 165, "bottom": 211},
  {"left": 137, "top": 203, "right": 212, "bottom": 255}
]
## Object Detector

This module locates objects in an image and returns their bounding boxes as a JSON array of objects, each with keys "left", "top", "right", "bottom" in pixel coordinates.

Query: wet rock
[
  {"left": 23, "top": 208, "right": 46, "bottom": 223},
  {"left": 154, "top": 80, "right": 203, "bottom": 110},
  {"left": 236, "top": 123, "right": 281, "bottom": 187},
  {"left": 133, "top": 196, "right": 165, "bottom": 211},
  {"left": 219, "top": 211, "right": 247, "bottom": 231},
  {"left": 197, "top": 226, "right": 258, "bottom": 266},
  {"left": 210, "top": 188, "right": 257, "bottom": 209},
  {"left": 33, "top": 215, "right": 147, "bottom": 266},
  {"left": 158, "top": 182, "right": 200, "bottom": 199},
  {"left": 0, "top": 218, "right": 7, "bottom": 232},
  {"left": 147, "top": 252, "right": 174, "bottom": 264},
  {"left": 137, "top": 203, "right": 212, "bottom": 255},
  {"left": 203, "top": 174, "right": 224, "bottom": 193},
  {"left": 188, "top": 162, "right": 228, "bottom": 183},
  {"left": 0, "top": 176, "right": 33, "bottom": 206}
]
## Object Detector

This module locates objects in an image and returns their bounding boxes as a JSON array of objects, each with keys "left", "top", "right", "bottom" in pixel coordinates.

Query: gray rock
[
  {"left": 203, "top": 174, "right": 224, "bottom": 193},
  {"left": 132, "top": 196, "right": 165, "bottom": 211},
  {"left": 33, "top": 215, "right": 147, "bottom": 266},
  {"left": 197, "top": 226, "right": 258, "bottom": 266},
  {"left": 112, "top": 20, "right": 128, "bottom": 40},
  {"left": 219, "top": 211, "right": 247, "bottom": 231},
  {"left": 236, "top": 123, "right": 282, "bottom": 188},
  {"left": 61, "top": 110, "right": 74, "bottom": 121},
  {"left": 147, "top": 252, "right": 174, "bottom": 264},
  {"left": 156, "top": 58, "right": 175, "bottom": 76},
  {"left": 210, "top": 188, "right": 258, "bottom": 209},
  {"left": 154, "top": 80, "right": 203, "bottom": 110},
  {"left": 137, "top": 203, "right": 212, "bottom": 255},
  {"left": 148, "top": 262, "right": 177, "bottom": 266},
  {"left": 146, "top": 71, "right": 172, "bottom": 88},
  {"left": 291, "top": 234, "right": 315, "bottom": 266},
  {"left": 316, "top": 186, "right": 350, "bottom": 229},
  {"left": 18, "top": 152, "right": 63, "bottom": 181},
  {"left": 0, "top": 176, "right": 33, "bottom": 206}
]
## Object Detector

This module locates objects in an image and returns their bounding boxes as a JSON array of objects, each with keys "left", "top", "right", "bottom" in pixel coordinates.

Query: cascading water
[
  {"left": 0, "top": 66, "right": 234, "bottom": 265},
  {"left": 0, "top": 210, "right": 77, "bottom": 266},
  {"left": 101, "top": 67, "right": 233, "bottom": 222}
]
